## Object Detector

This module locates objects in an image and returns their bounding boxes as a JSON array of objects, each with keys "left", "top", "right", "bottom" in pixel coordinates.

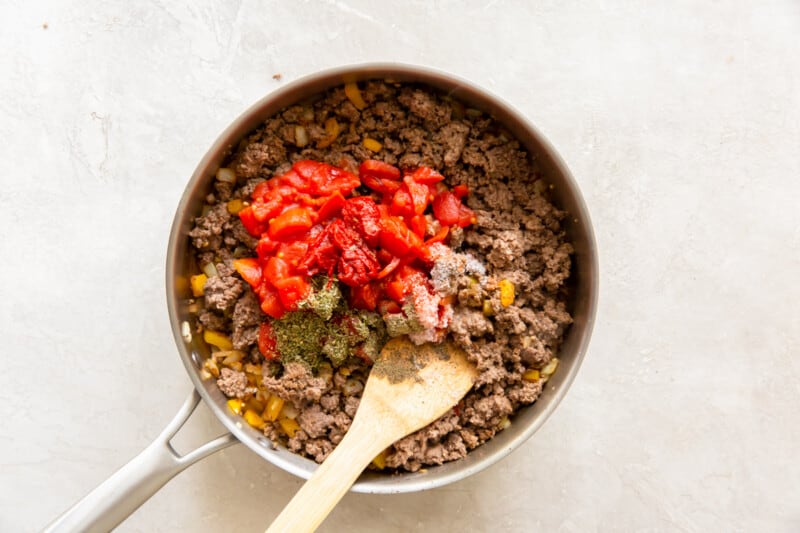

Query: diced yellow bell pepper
[
  {"left": 278, "top": 417, "right": 301, "bottom": 438},
  {"left": 226, "top": 198, "right": 244, "bottom": 215},
  {"left": 203, "top": 330, "right": 233, "bottom": 351},
  {"left": 498, "top": 279, "right": 515, "bottom": 307},
  {"left": 264, "top": 395, "right": 285, "bottom": 422},
  {"left": 344, "top": 82, "right": 367, "bottom": 110},
  {"left": 371, "top": 449, "right": 388, "bottom": 470},
  {"left": 522, "top": 369, "right": 540, "bottom": 382},
  {"left": 245, "top": 397, "right": 265, "bottom": 414},
  {"left": 244, "top": 409, "right": 266, "bottom": 430},
  {"left": 363, "top": 137, "right": 382, "bottom": 152},
  {"left": 190, "top": 274, "right": 207, "bottom": 297},
  {"left": 482, "top": 299, "right": 494, "bottom": 317},
  {"left": 317, "top": 118, "right": 340, "bottom": 149},
  {"left": 227, "top": 398, "right": 243, "bottom": 415}
]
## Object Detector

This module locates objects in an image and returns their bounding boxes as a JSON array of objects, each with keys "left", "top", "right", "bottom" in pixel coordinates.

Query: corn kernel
[
  {"left": 541, "top": 358, "right": 559, "bottom": 377},
  {"left": 227, "top": 398, "right": 243, "bottom": 415},
  {"left": 226, "top": 198, "right": 244, "bottom": 215},
  {"left": 244, "top": 409, "right": 266, "bottom": 430},
  {"left": 264, "top": 395, "right": 285, "bottom": 422},
  {"left": 279, "top": 417, "right": 301, "bottom": 438},
  {"left": 371, "top": 449, "right": 388, "bottom": 470},
  {"left": 190, "top": 274, "right": 207, "bottom": 297},
  {"left": 344, "top": 82, "right": 367, "bottom": 110},
  {"left": 499, "top": 279, "right": 515, "bottom": 307},
  {"left": 363, "top": 137, "right": 382, "bottom": 152},
  {"left": 482, "top": 299, "right": 494, "bottom": 316},
  {"left": 204, "top": 330, "right": 233, "bottom": 350},
  {"left": 522, "top": 369, "right": 540, "bottom": 382}
]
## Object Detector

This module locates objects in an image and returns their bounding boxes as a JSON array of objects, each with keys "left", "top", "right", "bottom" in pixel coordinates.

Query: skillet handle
[{"left": 43, "top": 390, "right": 238, "bottom": 533}]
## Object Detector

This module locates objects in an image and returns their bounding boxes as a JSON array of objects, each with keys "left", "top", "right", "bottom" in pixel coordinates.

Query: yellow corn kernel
[
  {"left": 227, "top": 398, "right": 243, "bottom": 415},
  {"left": 190, "top": 274, "right": 207, "bottom": 297},
  {"left": 226, "top": 198, "right": 244, "bottom": 215},
  {"left": 541, "top": 357, "right": 559, "bottom": 377},
  {"left": 264, "top": 395, "right": 285, "bottom": 422},
  {"left": 522, "top": 369, "right": 540, "bottom": 382},
  {"left": 245, "top": 397, "right": 265, "bottom": 414},
  {"left": 371, "top": 449, "right": 388, "bottom": 470},
  {"left": 244, "top": 409, "right": 266, "bottom": 430},
  {"left": 344, "top": 82, "right": 367, "bottom": 110},
  {"left": 279, "top": 417, "right": 301, "bottom": 438},
  {"left": 482, "top": 299, "right": 494, "bottom": 316},
  {"left": 316, "top": 118, "right": 340, "bottom": 149},
  {"left": 499, "top": 279, "right": 515, "bottom": 307},
  {"left": 204, "top": 330, "right": 233, "bottom": 350},
  {"left": 363, "top": 137, "right": 382, "bottom": 152}
]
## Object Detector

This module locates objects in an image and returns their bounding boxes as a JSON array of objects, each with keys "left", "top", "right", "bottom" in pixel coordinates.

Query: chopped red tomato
[
  {"left": 317, "top": 192, "right": 346, "bottom": 221},
  {"left": 452, "top": 184, "right": 470, "bottom": 198},
  {"left": 390, "top": 187, "right": 414, "bottom": 218},
  {"left": 350, "top": 282, "right": 380, "bottom": 311},
  {"left": 263, "top": 256, "right": 290, "bottom": 286},
  {"left": 257, "top": 282, "right": 285, "bottom": 319},
  {"left": 258, "top": 323, "right": 279, "bottom": 360},
  {"left": 409, "top": 215, "right": 427, "bottom": 239},
  {"left": 268, "top": 206, "right": 314, "bottom": 240},
  {"left": 276, "top": 241, "right": 309, "bottom": 267},
  {"left": 359, "top": 159, "right": 401, "bottom": 181},
  {"left": 238, "top": 206, "right": 269, "bottom": 237},
  {"left": 403, "top": 176, "right": 430, "bottom": 215},
  {"left": 380, "top": 216, "right": 423, "bottom": 258},
  {"left": 293, "top": 160, "right": 360, "bottom": 196},
  {"left": 342, "top": 196, "right": 381, "bottom": 247},
  {"left": 362, "top": 174, "right": 401, "bottom": 196},
  {"left": 432, "top": 191, "right": 461, "bottom": 226},
  {"left": 232, "top": 258, "right": 261, "bottom": 288},
  {"left": 272, "top": 275, "right": 311, "bottom": 309},
  {"left": 406, "top": 166, "right": 444, "bottom": 184}
]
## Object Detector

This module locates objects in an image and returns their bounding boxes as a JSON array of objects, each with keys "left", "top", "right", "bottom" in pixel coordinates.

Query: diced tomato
[
  {"left": 293, "top": 160, "right": 360, "bottom": 196},
  {"left": 251, "top": 198, "right": 285, "bottom": 222},
  {"left": 375, "top": 256, "right": 401, "bottom": 279},
  {"left": 362, "top": 174, "right": 401, "bottom": 195},
  {"left": 277, "top": 169, "right": 309, "bottom": 192},
  {"left": 389, "top": 187, "right": 414, "bottom": 218},
  {"left": 350, "top": 282, "right": 380, "bottom": 311},
  {"left": 298, "top": 225, "right": 337, "bottom": 276},
  {"left": 409, "top": 215, "right": 427, "bottom": 239},
  {"left": 359, "top": 159, "right": 401, "bottom": 181},
  {"left": 380, "top": 216, "right": 423, "bottom": 258},
  {"left": 452, "top": 184, "right": 470, "bottom": 198},
  {"left": 425, "top": 225, "right": 450, "bottom": 245},
  {"left": 342, "top": 196, "right": 381, "bottom": 247},
  {"left": 238, "top": 206, "right": 269, "bottom": 237},
  {"left": 267, "top": 206, "right": 314, "bottom": 240},
  {"left": 456, "top": 204, "right": 477, "bottom": 228},
  {"left": 272, "top": 275, "right": 311, "bottom": 309},
  {"left": 256, "top": 235, "right": 279, "bottom": 256},
  {"left": 385, "top": 278, "right": 406, "bottom": 303},
  {"left": 403, "top": 176, "right": 430, "bottom": 215},
  {"left": 251, "top": 180, "right": 272, "bottom": 201},
  {"left": 407, "top": 166, "right": 444, "bottom": 184},
  {"left": 337, "top": 244, "right": 380, "bottom": 287},
  {"left": 318, "top": 192, "right": 346, "bottom": 222},
  {"left": 232, "top": 258, "right": 262, "bottom": 288},
  {"left": 263, "top": 256, "right": 290, "bottom": 286},
  {"left": 258, "top": 322, "right": 279, "bottom": 360},
  {"left": 432, "top": 191, "right": 462, "bottom": 226},
  {"left": 257, "top": 282, "right": 285, "bottom": 319},
  {"left": 277, "top": 240, "right": 309, "bottom": 267}
]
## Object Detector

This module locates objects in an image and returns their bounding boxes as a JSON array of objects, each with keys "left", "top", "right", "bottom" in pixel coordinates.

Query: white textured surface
[{"left": 1, "top": 1, "right": 798, "bottom": 532}]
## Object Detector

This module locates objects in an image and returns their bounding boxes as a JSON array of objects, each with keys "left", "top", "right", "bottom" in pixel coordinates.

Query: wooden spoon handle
[{"left": 266, "top": 416, "right": 390, "bottom": 533}]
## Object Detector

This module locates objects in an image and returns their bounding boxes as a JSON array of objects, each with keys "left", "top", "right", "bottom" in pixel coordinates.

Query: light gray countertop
[{"left": 1, "top": 1, "right": 798, "bottom": 531}]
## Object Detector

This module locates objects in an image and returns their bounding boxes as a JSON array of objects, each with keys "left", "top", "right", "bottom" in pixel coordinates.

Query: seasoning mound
[{"left": 188, "top": 81, "right": 573, "bottom": 472}]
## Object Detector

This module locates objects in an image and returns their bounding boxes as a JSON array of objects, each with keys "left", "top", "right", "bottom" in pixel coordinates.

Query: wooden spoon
[{"left": 266, "top": 337, "right": 478, "bottom": 533}]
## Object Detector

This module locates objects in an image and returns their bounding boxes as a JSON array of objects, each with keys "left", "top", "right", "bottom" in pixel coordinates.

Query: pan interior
[{"left": 166, "top": 64, "right": 598, "bottom": 493}]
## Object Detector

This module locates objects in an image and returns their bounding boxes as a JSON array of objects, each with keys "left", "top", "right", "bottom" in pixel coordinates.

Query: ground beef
[
  {"left": 188, "top": 81, "right": 574, "bottom": 472},
  {"left": 216, "top": 368, "right": 254, "bottom": 398}
]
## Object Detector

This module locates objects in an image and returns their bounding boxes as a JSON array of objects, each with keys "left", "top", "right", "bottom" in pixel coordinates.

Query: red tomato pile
[{"left": 233, "top": 159, "right": 475, "bottom": 320}]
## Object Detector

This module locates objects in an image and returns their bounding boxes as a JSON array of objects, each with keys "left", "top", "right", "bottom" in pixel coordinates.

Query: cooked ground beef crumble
[{"left": 189, "top": 81, "right": 573, "bottom": 472}]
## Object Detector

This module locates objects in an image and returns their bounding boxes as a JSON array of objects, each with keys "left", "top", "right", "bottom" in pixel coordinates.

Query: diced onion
[
  {"left": 295, "top": 125, "right": 309, "bottom": 147},
  {"left": 202, "top": 262, "right": 218, "bottom": 278},
  {"left": 216, "top": 168, "right": 237, "bottom": 183}
]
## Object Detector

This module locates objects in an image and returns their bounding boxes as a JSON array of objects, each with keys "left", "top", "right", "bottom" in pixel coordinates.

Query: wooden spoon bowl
[{"left": 266, "top": 337, "right": 478, "bottom": 533}]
